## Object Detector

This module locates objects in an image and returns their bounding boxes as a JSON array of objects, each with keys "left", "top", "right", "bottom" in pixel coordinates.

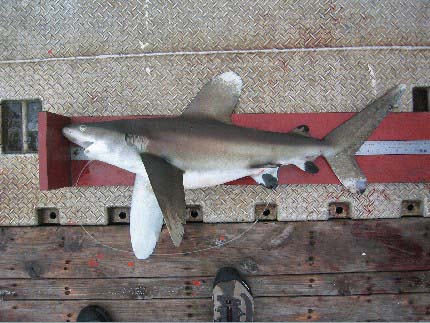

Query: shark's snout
[
  {"left": 62, "top": 125, "right": 81, "bottom": 142},
  {"left": 62, "top": 125, "right": 94, "bottom": 148},
  {"left": 62, "top": 126, "right": 72, "bottom": 137}
]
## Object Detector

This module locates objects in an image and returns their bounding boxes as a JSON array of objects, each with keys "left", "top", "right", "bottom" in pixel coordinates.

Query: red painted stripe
[{"left": 41, "top": 112, "right": 430, "bottom": 188}]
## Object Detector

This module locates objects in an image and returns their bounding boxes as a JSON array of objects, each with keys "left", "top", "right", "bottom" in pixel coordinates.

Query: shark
[{"left": 62, "top": 72, "right": 405, "bottom": 259}]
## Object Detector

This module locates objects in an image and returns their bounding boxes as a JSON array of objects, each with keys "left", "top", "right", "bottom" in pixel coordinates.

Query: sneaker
[
  {"left": 213, "top": 267, "right": 254, "bottom": 322},
  {"left": 77, "top": 305, "right": 112, "bottom": 322}
]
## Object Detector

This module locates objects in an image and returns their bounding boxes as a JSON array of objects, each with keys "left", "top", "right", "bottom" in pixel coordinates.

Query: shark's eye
[{"left": 79, "top": 125, "right": 87, "bottom": 132}]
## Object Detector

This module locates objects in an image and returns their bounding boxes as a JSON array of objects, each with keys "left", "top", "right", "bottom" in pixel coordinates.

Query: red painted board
[
  {"left": 38, "top": 112, "right": 71, "bottom": 190},
  {"left": 42, "top": 112, "right": 430, "bottom": 188},
  {"left": 39, "top": 112, "right": 430, "bottom": 189}
]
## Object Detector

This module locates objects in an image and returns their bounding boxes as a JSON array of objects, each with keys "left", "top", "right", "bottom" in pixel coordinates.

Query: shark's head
[
  {"left": 62, "top": 123, "right": 146, "bottom": 174},
  {"left": 62, "top": 123, "right": 121, "bottom": 150},
  {"left": 62, "top": 123, "right": 125, "bottom": 160}
]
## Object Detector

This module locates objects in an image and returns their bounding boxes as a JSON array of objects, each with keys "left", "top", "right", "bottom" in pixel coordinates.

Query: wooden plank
[
  {"left": 2, "top": 294, "right": 430, "bottom": 321},
  {"left": 2, "top": 271, "right": 430, "bottom": 300},
  {"left": 1, "top": 219, "right": 430, "bottom": 279}
]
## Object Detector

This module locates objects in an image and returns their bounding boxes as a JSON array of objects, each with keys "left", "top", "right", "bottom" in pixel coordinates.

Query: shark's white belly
[
  {"left": 183, "top": 168, "right": 265, "bottom": 189},
  {"left": 86, "top": 142, "right": 266, "bottom": 189}
]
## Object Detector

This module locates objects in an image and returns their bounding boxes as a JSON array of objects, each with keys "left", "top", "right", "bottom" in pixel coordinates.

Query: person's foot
[
  {"left": 213, "top": 267, "right": 254, "bottom": 322},
  {"left": 77, "top": 305, "right": 112, "bottom": 322}
]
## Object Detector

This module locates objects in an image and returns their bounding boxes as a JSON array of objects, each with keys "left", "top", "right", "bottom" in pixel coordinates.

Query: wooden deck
[{"left": 1, "top": 218, "right": 430, "bottom": 321}]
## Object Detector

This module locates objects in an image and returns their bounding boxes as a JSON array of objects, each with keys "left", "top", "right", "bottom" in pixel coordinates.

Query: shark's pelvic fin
[
  {"left": 291, "top": 124, "right": 311, "bottom": 137},
  {"left": 181, "top": 71, "right": 242, "bottom": 124},
  {"left": 252, "top": 167, "right": 279, "bottom": 189},
  {"left": 130, "top": 173, "right": 164, "bottom": 260},
  {"left": 140, "top": 153, "right": 186, "bottom": 247},
  {"left": 304, "top": 161, "right": 319, "bottom": 174},
  {"left": 323, "top": 85, "right": 406, "bottom": 194}
]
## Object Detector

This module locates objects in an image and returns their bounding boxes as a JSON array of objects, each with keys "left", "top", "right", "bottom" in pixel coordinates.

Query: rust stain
[
  {"left": 88, "top": 259, "right": 98, "bottom": 267},
  {"left": 191, "top": 280, "right": 202, "bottom": 287},
  {"left": 351, "top": 221, "right": 424, "bottom": 267},
  {"left": 278, "top": 59, "right": 289, "bottom": 73}
]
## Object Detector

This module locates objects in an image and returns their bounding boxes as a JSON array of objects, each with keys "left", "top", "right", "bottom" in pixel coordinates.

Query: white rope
[
  {"left": 75, "top": 159, "right": 267, "bottom": 256},
  {"left": 2, "top": 45, "right": 429, "bottom": 65}
]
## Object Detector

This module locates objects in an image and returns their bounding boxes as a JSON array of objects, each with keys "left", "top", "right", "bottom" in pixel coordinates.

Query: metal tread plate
[
  {"left": 0, "top": 154, "right": 429, "bottom": 225},
  {"left": 1, "top": 0, "right": 429, "bottom": 60},
  {"left": 0, "top": 48, "right": 428, "bottom": 115}
]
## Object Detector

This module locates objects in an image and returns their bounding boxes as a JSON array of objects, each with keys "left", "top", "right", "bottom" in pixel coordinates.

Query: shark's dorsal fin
[
  {"left": 181, "top": 72, "right": 243, "bottom": 124},
  {"left": 140, "top": 153, "right": 186, "bottom": 247}
]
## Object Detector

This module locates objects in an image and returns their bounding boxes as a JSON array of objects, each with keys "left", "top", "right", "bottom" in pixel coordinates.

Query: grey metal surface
[
  {"left": 1, "top": 0, "right": 429, "bottom": 60},
  {"left": 0, "top": 1, "right": 429, "bottom": 226}
]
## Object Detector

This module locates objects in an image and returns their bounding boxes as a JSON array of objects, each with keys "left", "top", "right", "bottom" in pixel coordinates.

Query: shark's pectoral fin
[
  {"left": 140, "top": 153, "right": 186, "bottom": 247},
  {"left": 252, "top": 167, "right": 279, "bottom": 189},
  {"left": 130, "top": 173, "right": 164, "bottom": 259},
  {"left": 181, "top": 72, "right": 242, "bottom": 124}
]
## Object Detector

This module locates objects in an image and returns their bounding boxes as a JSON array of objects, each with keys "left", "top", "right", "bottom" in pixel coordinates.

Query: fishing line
[{"left": 74, "top": 159, "right": 265, "bottom": 256}]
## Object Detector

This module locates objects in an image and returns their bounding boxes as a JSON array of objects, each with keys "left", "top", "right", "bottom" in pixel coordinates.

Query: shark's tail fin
[{"left": 323, "top": 85, "right": 406, "bottom": 194}]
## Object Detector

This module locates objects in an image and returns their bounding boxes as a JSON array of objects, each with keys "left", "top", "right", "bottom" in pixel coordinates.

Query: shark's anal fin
[
  {"left": 140, "top": 153, "right": 186, "bottom": 247},
  {"left": 252, "top": 168, "right": 279, "bottom": 189},
  {"left": 181, "top": 72, "right": 243, "bottom": 124}
]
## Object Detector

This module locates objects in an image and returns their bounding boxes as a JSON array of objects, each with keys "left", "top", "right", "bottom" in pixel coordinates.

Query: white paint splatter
[
  {"left": 367, "top": 64, "right": 377, "bottom": 95},
  {"left": 139, "top": 41, "right": 150, "bottom": 50},
  {"left": 145, "top": 67, "right": 151, "bottom": 75},
  {"left": 362, "top": 252, "right": 366, "bottom": 256}
]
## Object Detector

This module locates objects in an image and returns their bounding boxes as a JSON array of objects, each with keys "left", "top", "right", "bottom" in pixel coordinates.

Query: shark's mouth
[{"left": 81, "top": 141, "right": 93, "bottom": 149}]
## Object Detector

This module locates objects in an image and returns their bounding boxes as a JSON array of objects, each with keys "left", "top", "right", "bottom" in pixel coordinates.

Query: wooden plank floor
[{"left": 1, "top": 218, "right": 430, "bottom": 321}]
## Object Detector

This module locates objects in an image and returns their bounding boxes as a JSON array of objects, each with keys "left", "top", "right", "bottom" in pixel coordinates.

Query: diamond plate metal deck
[
  {"left": 0, "top": 49, "right": 428, "bottom": 116},
  {"left": 0, "top": 1, "right": 429, "bottom": 225},
  {"left": 1, "top": 0, "right": 429, "bottom": 60}
]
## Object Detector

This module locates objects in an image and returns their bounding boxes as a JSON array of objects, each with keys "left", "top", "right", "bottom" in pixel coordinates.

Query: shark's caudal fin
[{"left": 323, "top": 85, "right": 406, "bottom": 194}]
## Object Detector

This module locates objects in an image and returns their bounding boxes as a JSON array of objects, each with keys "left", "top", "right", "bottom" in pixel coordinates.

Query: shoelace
[{"left": 215, "top": 295, "right": 244, "bottom": 322}]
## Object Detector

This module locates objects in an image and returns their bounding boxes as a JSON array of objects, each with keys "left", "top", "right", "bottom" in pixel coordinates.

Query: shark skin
[{"left": 62, "top": 72, "right": 406, "bottom": 259}]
